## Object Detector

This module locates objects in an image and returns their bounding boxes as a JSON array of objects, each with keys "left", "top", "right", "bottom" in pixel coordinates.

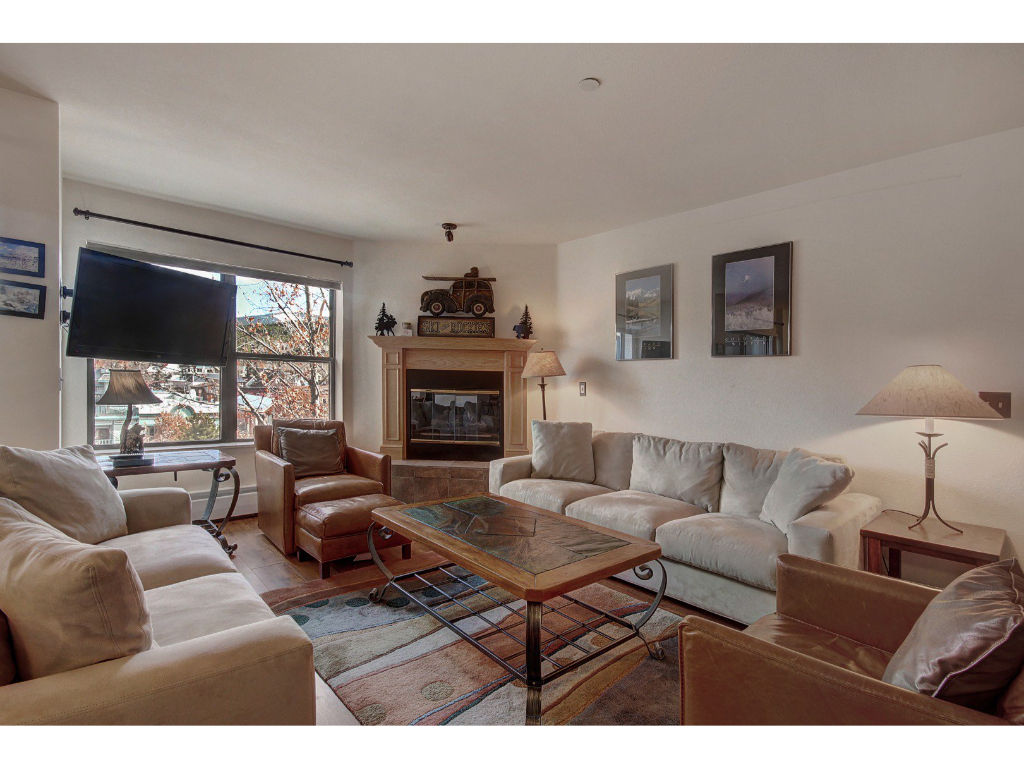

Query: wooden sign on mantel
[{"left": 417, "top": 315, "right": 495, "bottom": 338}]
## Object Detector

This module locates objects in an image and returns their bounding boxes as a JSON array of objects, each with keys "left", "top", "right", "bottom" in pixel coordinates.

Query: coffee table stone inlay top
[{"left": 366, "top": 493, "right": 666, "bottom": 725}]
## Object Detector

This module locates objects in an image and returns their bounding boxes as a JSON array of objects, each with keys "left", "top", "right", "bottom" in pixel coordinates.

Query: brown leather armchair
[
  {"left": 254, "top": 419, "right": 391, "bottom": 556},
  {"left": 679, "top": 554, "right": 1007, "bottom": 725}
]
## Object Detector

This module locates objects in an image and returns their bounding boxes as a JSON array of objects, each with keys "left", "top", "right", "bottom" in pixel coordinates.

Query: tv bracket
[{"left": 59, "top": 285, "right": 74, "bottom": 325}]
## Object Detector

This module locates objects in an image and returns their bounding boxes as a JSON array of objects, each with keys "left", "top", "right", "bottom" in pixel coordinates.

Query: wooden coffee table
[{"left": 366, "top": 493, "right": 666, "bottom": 725}]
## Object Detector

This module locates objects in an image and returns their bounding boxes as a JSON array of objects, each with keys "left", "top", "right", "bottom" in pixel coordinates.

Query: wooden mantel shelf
[
  {"left": 369, "top": 335, "right": 537, "bottom": 352},
  {"left": 369, "top": 334, "right": 538, "bottom": 460}
]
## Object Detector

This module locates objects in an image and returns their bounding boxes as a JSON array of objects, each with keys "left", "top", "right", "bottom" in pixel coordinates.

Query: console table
[{"left": 98, "top": 449, "right": 240, "bottom": 555}]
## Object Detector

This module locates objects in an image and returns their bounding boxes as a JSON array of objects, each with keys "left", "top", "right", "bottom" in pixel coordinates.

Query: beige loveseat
[
  {"left": 0, "top": 487, "right": 315, "bottom": 725},
  {"left": 490, "top": 432, "right": 881, "bottom": 624}
]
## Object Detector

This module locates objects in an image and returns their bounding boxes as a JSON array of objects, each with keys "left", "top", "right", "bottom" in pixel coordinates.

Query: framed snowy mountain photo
[{"left": 712, "top": 242, "right": 792, "bottom": 357}]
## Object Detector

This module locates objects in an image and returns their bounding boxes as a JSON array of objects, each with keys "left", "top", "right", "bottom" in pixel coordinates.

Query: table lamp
[
  {"left": 96, "top": 368, "right": 162, "bottom": 466},
  {"left": 857, "top": 364, "right": 1002, "bottom": 533},
  {"left": 522, "top": 350, "right": 565, "bottom": 420}
]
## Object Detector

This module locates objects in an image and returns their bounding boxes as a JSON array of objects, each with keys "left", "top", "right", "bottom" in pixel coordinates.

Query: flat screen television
[{"left": 66, "top": 248, "right": 236, "bottom": 366}]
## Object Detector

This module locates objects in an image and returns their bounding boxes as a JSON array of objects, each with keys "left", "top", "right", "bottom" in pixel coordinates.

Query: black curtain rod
[{"left": 72, "top": 208, "right": 353, "bottom": 268}]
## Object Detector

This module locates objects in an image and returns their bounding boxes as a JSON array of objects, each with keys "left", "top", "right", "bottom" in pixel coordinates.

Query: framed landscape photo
[
  {"left": 0, "top": 236, "right": 45, "bottom": 278},
  {"left": 0, "top": 279, "right": 46, "bottom": 320},
  {"left": 712, "top": 242, "right": 792, "bottom": 357},
  {"left": 615, "top": 263, "right": 673, "bottom": 360}
]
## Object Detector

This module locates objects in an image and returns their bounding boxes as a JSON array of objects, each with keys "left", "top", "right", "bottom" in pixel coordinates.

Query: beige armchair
[
  {"left": 254, "top": 419, "right": 392, "bottom": 557},
  {"left": 679, "top": 554, "right": 1008, "bottom": 725}
]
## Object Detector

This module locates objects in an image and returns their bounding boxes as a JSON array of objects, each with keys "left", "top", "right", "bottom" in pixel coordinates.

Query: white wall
[
  {"left": 552, "top": 128, "right": 1024, "bottom": 585},
  {"left": 0, "top": 88, "right": 61, "bottom": 450},
  {"left": 62, "top": 180, "right": 353, "bottom": 511},
  {"left": 347, "top": 240, "right": 559, "bottom": 452}
]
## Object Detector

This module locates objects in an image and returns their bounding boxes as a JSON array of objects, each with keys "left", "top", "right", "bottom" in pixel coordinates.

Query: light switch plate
[
  {"left": 979, "top": 391, "right": 1011, "bottom": 418},
  {"left": 579, "top": 381, "right": 587, "bottom": 397}
]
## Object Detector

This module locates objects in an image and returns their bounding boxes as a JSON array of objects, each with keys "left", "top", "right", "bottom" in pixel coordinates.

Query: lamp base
[
  {"left": 110, "top": 453, "right": 155, "bottom": 468},
  {"left": 909, "top": 431, "right": 962, "bottom": 534}
]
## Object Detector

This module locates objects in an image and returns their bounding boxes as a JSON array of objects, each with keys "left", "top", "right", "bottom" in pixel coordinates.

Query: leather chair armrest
[
  {"left": 0, "top": 617, "right": 314, "bottom": 725},
  {"left": 255, "top": 449, "right": 296, "bottom": 554},
  {"left": 679, "top": 616, "right": 1003, "bottom": 725},
  {"left": 119, "top": 487, "right": 192, "bottom": 534},
  {"left": 787, "top": 492, "right": 881, "bottom": 568},
  {"left": 775, "top": 554, "right": 938, "bottom": 653},
  {"left": 489, "top": 455, "right": 533, "bottom": 493},
  {"left": 345, "top": 446, "right": 391, "bottom": 495}
]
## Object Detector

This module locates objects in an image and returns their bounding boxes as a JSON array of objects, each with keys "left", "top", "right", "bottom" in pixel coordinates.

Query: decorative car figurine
[{"left": 420, "top": 267, "right": 496, "bottom": 317}]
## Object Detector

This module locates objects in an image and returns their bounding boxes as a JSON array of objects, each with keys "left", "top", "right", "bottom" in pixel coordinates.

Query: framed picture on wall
[
  {"left": 615, "top": 263, "right": 673, "bottom": 360},
  {"left": 0, "top": 236, "right": 45, "bottom": 278},
  {"left": 712, "top": 242, "right": 792, "bottom": 357},
  {"left": 0, "top": 279, "right": 46, "bottom": 319}
]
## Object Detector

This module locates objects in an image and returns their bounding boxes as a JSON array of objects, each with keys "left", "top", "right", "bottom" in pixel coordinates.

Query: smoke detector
[{"left": 442, "top": 223, "right": 457, "bottom": 243}]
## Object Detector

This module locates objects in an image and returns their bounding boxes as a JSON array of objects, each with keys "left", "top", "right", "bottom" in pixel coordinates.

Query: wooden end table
[
  {"left": 98, "top": 449, "right": 240, "bottom": 555},
  {"left": 861, "top": 509, "right": 1007, "bottom": 579}
]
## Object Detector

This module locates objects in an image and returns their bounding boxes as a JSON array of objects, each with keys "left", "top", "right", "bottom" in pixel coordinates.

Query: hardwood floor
[{"left": 226, "top": 515, "right": 736, "bottom": 627}]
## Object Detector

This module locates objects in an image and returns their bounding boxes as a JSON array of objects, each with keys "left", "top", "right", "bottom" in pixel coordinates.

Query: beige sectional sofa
[
  {"left": 0, "top": 486, "right": 315, "bottom": 725},
  {"left": 490, "top": 431, "right": 881, "bottom": 624}
]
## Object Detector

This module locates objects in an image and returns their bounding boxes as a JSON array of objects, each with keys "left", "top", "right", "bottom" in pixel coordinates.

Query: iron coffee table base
[{"left": 366, "top": 523, "right": 668, "bottom": 725}]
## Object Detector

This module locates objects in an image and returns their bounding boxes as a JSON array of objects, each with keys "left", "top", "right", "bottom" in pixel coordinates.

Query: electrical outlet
[
  {"left": 979, "top": 392, "right": 1011, "bottom": 418},
  {"left": 579, "top": 381, "right": 587, "bottom": 397}
]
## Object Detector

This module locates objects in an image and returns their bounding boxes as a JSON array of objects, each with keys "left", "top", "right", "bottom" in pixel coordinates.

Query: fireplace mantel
[{"left": 369, "top": 335, "right": 538, "bottom": 459}]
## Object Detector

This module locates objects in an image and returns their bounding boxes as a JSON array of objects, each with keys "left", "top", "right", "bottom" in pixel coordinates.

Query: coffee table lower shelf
[{"left": 366, "top": 523, "right": 667, "bottom": 725}]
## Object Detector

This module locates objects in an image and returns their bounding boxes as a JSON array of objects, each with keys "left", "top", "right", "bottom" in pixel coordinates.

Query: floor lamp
[{"left": 522, "top": 350, "right": 565, "bottom": 420}]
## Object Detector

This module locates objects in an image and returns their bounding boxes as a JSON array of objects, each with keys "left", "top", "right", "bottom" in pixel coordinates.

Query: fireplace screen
[{"left": 409, "top": 389, "right": 501, "bottom": 446}]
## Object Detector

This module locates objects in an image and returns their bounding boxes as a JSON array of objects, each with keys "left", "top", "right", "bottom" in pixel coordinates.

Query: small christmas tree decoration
[
  {"left": 513, "top": 305, "right": 533, "bottom": 339},
  {"left": 374, "top": 303, "right": 397, "bottom": 336}
]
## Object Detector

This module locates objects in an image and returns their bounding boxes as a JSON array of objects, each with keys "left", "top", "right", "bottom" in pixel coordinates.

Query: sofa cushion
[
  {"left": 720, "top": 443, "right": 787, "bottom": 518},
  {"left": 0, "top": 443, "right": 127, "bottom": 544},
  {"left": 760, "top": 448, "right": 854, "bottom": 531},
  {"left": 566, "top": 490, "right": 704, "bottom": 541},
  {"left": 499, "top": 478, "right": 610, "bottom": 515},
  {"left": 530, "top": 420, "right": 595, "bottom": 484},
  {"left": 0, "top": 611, "right": 14, "bottom": 685},
  {"left": 745, "top": 613, "right": 892, "bottom": 679},
  {"left": 277, "top": 427, "right": 344, "bottom": 479},
  {"left": 592, "top": 431, "right": 634, "bottom": 491},
  {"left": 629, "top": 435, "right": 724, "bottom": 512},
  {"left": 883, "top": 559, "right": 1024, "bottom": 711},
  {"left": 297, "top": 493, "right": 401, "bottom": 539},
  {"left": 145, "top": 572, "right": 276, "bottom": 646},
  {"left": 0, "top": 498, "right": 152, "bottom": 680},
  {"left": 101, "top": 524, "right": 236, "bottom": 590},
  {"left": 294, "top": 473, "right": 384, "bottom": 505},
  {"left": 656, "top": 513, "right": 788, "bottom": 591}
]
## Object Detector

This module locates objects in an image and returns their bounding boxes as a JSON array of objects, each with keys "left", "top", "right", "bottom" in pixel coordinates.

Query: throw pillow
[
  {"left": 530, "top": 420, "right": 595, "bottom": 483},
  {"left": 276, "top": 427, "right": 344, "bottom": 478},
  {"left": 592, "top": 431, "right": 635, "bottom": 491},
  {"left": 0, "top": 498, "right": 152, "bottom": 680},
  {"left": 719, "top": 443, "right": 788, "bottom": 518},
  {"left": 759, "top": 448, "right": 853, "bottom": 531},
  {"left": 883, "top": 559, "right": 1024, "bottom": 711},
  {"left": 629, "top": 435, "right": 724, "bottom": 512},
  {"left": 0, "top": 444, "right": 127, "bottom": 544}
]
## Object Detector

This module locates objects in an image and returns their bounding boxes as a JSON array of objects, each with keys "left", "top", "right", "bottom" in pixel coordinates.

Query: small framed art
[
  {"left": 615, "top": 263, "right": 673, "bottom": 360},
  {"left": 0, "top": 236, "right": 45, "bottom": 278},
  {"left": 0, "top": 279, "right": 47, "bottom": 320},
  {"left": 712, "top": 242, "right": 792, "bottom": 357}
]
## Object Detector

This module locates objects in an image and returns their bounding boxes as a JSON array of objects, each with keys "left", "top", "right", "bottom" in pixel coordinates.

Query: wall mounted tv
[{"left": 66, "top": 248, "right": 236, "bottom": 366}]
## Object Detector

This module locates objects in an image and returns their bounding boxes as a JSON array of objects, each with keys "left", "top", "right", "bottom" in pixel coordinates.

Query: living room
[{"left": 2, "top": 4, "right": 1023, "bottom": 757}]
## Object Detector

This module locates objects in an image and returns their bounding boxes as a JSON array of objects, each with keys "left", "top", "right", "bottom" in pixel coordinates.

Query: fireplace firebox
[{"left": 406, "top": 370, "right": 503, "bottom": 460}]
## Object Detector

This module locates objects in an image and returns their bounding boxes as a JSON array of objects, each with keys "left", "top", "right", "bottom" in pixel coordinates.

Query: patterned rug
[{"left": 264, "top": 570, "right": 683, "bottom": 725}]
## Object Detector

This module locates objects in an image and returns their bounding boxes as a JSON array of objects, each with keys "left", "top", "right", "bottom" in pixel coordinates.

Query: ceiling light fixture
[
  {"left": 578, "top": 77, "right": 601, "bottom": 91},
  {"left": 442, "top": 223, "right": 457, "bottom": 243}
]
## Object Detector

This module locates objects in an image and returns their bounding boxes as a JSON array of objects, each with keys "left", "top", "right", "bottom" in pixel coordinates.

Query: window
[{"left": 89, "top": 269, "right": 335, "bottom": 446}]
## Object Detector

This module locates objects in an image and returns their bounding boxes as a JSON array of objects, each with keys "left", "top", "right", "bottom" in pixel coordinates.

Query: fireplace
[
  {"left": 370, "top": 335, "right": 536, "bottom": 460},
  {"left": 406, "top": 370, "right": 503, "bottom": 460}
]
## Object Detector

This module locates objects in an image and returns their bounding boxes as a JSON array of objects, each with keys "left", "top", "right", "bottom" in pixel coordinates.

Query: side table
[
  {"left": 860, "top": 509, "right": 1007, "bottom": 579},
  {"left": 98, "top": 448, "right": 240, "bottom": 555}
]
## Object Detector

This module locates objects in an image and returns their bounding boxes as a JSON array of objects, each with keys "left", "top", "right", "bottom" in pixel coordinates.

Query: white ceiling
[{"left": 1, "top": 44, "right": 1023, "bottom": 244}]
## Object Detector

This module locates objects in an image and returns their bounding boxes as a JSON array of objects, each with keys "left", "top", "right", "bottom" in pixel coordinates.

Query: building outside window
[{"left": 89, "top": 268, "right": 334, "bottom": 446}]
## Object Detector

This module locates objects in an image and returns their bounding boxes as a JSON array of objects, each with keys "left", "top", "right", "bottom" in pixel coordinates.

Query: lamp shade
[
  {"left": 522, "top": 350, "right": 566, "bottom": 379},
  {"left": 857, "top": 365, "right": 1001, "bottom": 420},
  {"left": 96, "top": 369, "right": 162, "bottom": 406}
]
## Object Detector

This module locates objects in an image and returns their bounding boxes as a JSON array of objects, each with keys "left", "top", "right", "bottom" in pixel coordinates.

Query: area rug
[{"left": 264, "top": 570, "right": 683, "bottom": 725}]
